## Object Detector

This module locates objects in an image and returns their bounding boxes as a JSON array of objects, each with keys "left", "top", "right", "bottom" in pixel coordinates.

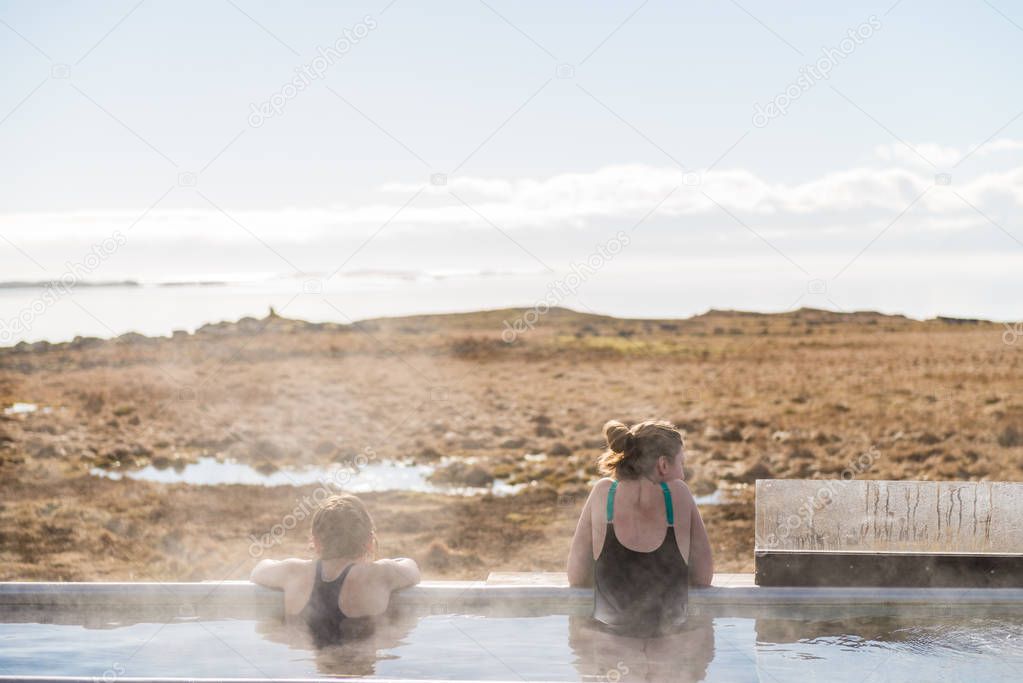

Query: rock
[
  {"left": 314, "top": 440, "right": 336, "bottom": 456},
  {"left": 418, "top": 447, "right": 442, "bottom": 460},
  {"left": 536, "top": 424, "right": 560, "bottom": 438},
  {"left": 791, "top": 460, "right": 816, "bottom": 478},
  {"left": 462, "top": 466, "right": 494, "bottom": 488},
  {"left": 255, "top": 461, "right": 278, "bottom": 475},
  {"left": 720, "top": 427, "right": 743, "bottom": 443},
  {"left": 151, "top": 455, "right": 172, "bottom": 469},
  {"left": 428, "top": 462, "right": 495, "bottom": 487},
  {"left": 771, "top": 430, "right": 791, "bottom": 443},
  {"left": 532, "top": 414, "right": 561, "bottom": 438},
  {"left": 548, "top": 442, "right": 572, "bottom": 456},
  {"left": 24, "top": 422, "right": 57, "bottom": 435},
  {"left": 82, "top": 393, "right": 105, "bottom": 415},
  {"left": 725, "top": 460, "right": 772, "bottom": 483},
  {"left": 421, "top": 541, "right": 479, "bottom": 571},
  {"left": 688, "top": 477, "right": 718, "bottom": 496},
  {"left": 100, "top": 443, "right": 151, "bottom": 466},
  {"left": 250, "top": 438, "right": 284, "bottom": 459},
  {"left": 33, "top": 443, "right": 66, "bottom": 459},
  {"left": 116, "top": 332, "right": 151, "bottom": 345},
  {"left": 70, "top": 336, "right": 102, "bottom": 349},
  {"left": 500, "top": 438, "right": 526, "bottom": 449},
  {"left": 998, "top": 426, "right": 1021, "bottom": 448}
]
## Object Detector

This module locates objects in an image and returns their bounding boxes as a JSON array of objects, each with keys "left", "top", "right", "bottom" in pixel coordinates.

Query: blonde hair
[
  {"left": 597, "top": 420, "right": 684, "bottom": 480},
  {"left": 310, "top": 494, "right": 376, "bottom": 559}
]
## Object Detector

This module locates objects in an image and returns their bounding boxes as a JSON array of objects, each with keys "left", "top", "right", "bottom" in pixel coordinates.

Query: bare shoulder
[
  {"left": 349, "top": 558, "right": 420, "bottom": 589},
  {"left": 667, "top": 479, "right": 697, "bottom": 507},
  {"left": 347, "top": 559, "right": 386, "bottom": 583},
  {"left": 587, "top": 478, "right": 615, "bottom": 509},
  {"left": 342, "top": 559, "right": 420, "bottom": 617}
]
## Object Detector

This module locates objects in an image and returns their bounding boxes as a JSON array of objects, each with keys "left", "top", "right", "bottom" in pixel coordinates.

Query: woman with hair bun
[{"left": 567, "top": 420, "right": 713, "bottom": 637}]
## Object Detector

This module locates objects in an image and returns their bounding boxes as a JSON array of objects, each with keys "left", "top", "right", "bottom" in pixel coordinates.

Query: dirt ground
[{"left": 1, "top": 306, "right": 1020, "bottom": 581}]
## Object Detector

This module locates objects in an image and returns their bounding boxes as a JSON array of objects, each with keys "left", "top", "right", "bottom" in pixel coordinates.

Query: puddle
[
  {"left": 694, "top": 488, "right": 730, "bottom": 506},
  {"left": 89, "top": 456, "right": 734, "bottom": 503},
  {"left": 90, "top": 457, "right": 524, "bottom": 496},
  {"left": 3, "top": 403, "right": 48, "bottom": 416}
]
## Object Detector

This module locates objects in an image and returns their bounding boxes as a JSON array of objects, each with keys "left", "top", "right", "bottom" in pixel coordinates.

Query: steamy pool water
[{"left": 3, "top": 612, "right": 1023, "bottom": 681}]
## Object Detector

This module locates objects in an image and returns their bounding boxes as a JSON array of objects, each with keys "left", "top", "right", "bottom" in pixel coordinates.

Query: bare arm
[
  {"left": 375, "top": 557, "right": 421, "bottom": 591},
  {"left": 687, "top": 500, "right": 714, "bottom": 587},
  {"left": 250, "top": 558, "right": 305, "bottom": 590},
  {"left": 567, "top": 491, "right": 596, "bottom": 587},
  {"left": 344, "top": 558, "right": 421, "bottom": 618}
]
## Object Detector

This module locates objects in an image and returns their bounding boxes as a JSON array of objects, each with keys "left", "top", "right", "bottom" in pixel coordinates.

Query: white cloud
[
  {"left": 872, "top": 138, "right": 1023, "bottom": 169},
  {"left": 2, "top": 153, "right": 1021, "bottom": 244}
]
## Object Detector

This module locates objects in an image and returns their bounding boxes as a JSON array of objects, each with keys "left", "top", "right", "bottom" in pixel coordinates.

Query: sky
[{"left": 1, "top": 0, "right": 1022, "bottom": 323}]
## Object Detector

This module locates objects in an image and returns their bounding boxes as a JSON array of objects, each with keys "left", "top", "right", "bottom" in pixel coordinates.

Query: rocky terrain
[{"left": 1, "top": 306, "right": 1020, "bottom": 581}]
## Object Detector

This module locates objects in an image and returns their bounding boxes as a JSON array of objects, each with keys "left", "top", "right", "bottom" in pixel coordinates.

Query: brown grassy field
[{"left": 1, "top": 306, "right": 1020, "bottom": 581}]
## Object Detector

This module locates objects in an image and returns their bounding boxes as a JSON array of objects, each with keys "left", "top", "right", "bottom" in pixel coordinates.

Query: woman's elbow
[
  {"left": 691, "top": 561, "right": 714, "bottom": 587},
  {"left": 691, "top": 573, "right": 713, "bottom": 588},
  {"left": 392, "top": 558, "right": 421, "bottom": 588},
  {"left": 249, "top": 560, "right": 271, "bottom": 586},
  {"left": 405, "top": 560, "right": 422, "bottom": 586},
  {"left": 567, "top": 563, "right": 592, "bottom": 588},
  {"left": 567, "top": 574, "right": 590, "bottom": 588}
]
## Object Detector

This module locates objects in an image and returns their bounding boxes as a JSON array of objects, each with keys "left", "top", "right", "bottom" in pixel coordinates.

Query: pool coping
[{"left": 4, "top": 572, "right": 1023, "bottom": 608}]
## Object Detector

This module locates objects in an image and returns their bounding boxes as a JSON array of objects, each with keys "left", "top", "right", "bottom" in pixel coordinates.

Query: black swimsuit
[
  {"left": 299, "top": 560, "right": 356, "bottom": 647},
  {"left": 593, "top": 481, "right": 689, "bottom": 637}
]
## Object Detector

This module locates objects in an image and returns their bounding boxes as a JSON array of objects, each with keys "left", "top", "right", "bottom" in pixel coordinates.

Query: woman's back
[
  {"left": 567, "top": 420, "right": 714, "bottom": 638},
  {"left": 593, "top": 480, "right": 689, "bottom": 636}
]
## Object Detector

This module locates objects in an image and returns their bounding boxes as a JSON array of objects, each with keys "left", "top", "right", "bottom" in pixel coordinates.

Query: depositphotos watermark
[
  {"left": 759, "top": 446, "right": 882, "bottom": 549},
  {"left": 501, "top": 231, "right": 631, "bottom": 343},
  {"left": 248, "top": 15, "right": 377, "bottom": 128},
  {"left": 247, "top": 448, "right": 377, "bottom": 557},
  {"left": 1003, "top": 322, "right": 1022, "bottom": 346},
  {"left": 752, "top": 15, "right": 882, "bottom": 128},
  {"left": 0, "top": 231, "right": 127, "bottom": 345},
  {"left": 93, "top": 662, "right": 125, "bottom": 683}
]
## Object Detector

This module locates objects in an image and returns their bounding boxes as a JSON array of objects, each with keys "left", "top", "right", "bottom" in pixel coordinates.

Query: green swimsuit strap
[
  {"left": 606, "top": 480, "right": 674, "bottom": 525},
  {"left": 660, "top": 481, "right": 675, "bottom": 526},
  {"left": 606, "top": 480, "right": 618, "bottom": 522}
]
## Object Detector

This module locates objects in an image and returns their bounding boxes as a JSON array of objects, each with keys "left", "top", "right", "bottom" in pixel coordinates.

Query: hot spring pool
[{"left": 4, "top": 610, "right": 1023, "bottom": 681}]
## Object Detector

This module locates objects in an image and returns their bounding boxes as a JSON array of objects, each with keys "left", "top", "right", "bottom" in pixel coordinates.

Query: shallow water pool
[
  {"left": 3, "top": 611, "right": 1023, "bottom": 681},
  {"left": 87, "top": 457, "right": 729, "bottom": 505},
  {"left": 89, "top": 457, "right": 524, "bottom": 496}
]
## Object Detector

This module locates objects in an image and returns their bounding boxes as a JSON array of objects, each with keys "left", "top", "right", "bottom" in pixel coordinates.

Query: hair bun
[{"left": 603, "top": 420, "right": 631, "bottom": 453}]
